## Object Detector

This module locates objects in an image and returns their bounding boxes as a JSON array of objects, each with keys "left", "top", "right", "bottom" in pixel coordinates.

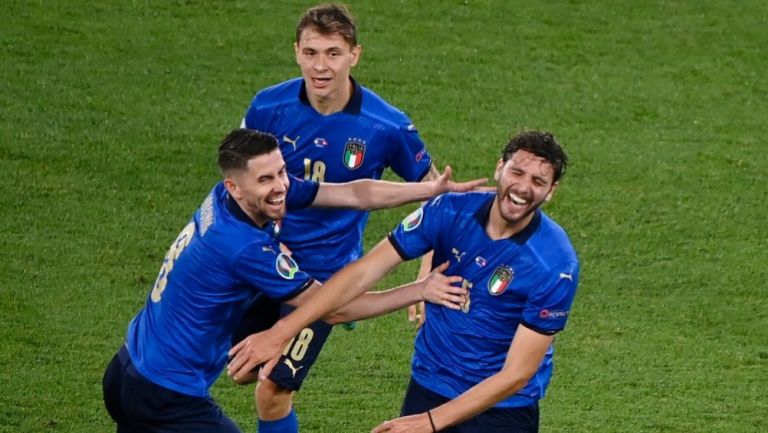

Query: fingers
[
  {"left": 417, "top": 309, "right": 426, "bottom": 328},
  {"left": 228, "top": 338, "right": 246, "bottom": 357},
  {"left": 461, "top": 177, "right": 489, "bottom": 191},
  {"left": 433, "top": 260, "right": 450, "bottom": 273},
  {"left": 258, "top": 356, "right": 280, "bottom": 381},
  {"left": 407, "top": 304, "right": 418, "bottom": 322},
  {"left": 441, "top": 165, "right": 453, "bottom": 180}
]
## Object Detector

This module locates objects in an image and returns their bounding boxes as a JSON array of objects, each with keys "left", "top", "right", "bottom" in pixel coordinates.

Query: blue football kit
[
  {"left": 242, "top": 77, "right": 433, "bottom": 280},
  {"left": 388, "top": 192, "right": 579, "bottom": 430},
  {"left": 239, "top": 77, "right": 434, "bottom": 392},
  {"left": 103, "top": 176, "right": 320, "bottom": 433}
]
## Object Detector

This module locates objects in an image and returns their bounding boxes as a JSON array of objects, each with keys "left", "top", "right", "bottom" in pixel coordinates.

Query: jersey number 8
[{"left": 150, "top": 222, "right": 196, "bottom": 303}]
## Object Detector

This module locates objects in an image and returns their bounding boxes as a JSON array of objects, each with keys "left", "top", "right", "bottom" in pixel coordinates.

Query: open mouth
[
  {"left": 508, "top": 192, "right": 528, "bottom": 206},
  {"left": 311, "top": 77, "right": 331, "bottom": 87},
  {"left": 266, "top": 196, "right": 285, "bottom": 207}
]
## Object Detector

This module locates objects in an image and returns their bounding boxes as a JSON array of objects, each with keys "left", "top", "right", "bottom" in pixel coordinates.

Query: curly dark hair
[{"left": 501, "top": 131, "right": 569, "bottom": 182}]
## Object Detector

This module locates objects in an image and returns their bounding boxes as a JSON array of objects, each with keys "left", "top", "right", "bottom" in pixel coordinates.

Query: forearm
[
  {"left": 428, "top": 326, "right": 553, "bottom": 430},
  {"left": 325, "top": 281, "right": 423, "bottom": 324},
  {"left": 342, "top": 179, "right": 436, "bottom": 210},
  {"left": 270, "top": 240, "right": 403, "bottom": 341},
  {"left": 270, "top": 260, "right": 375, "bottom": 340},
  {"left": 430, "top": 369, "right": 529, "bottom": 429}
]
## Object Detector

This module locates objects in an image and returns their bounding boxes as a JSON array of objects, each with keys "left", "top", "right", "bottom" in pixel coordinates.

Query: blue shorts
[
  {"left": 102, "top": 346, "right": 241, "bottom": 433},
  {"left": 400, "top": 377, "right": 539, "bottom": 433},
  {"left": 232, "top": 298, "right": 333, "bottom": 391}
]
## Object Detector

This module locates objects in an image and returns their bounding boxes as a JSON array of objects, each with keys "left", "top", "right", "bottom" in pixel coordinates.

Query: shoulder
[
  {"left": 358, "top": 85, "right": 414, "bottom": 130},
  {"left": 528, "top": 212, "right": 579, "bottom": 269},
  {"left": 424, "top": 191, "right": 492, "bottom": 220},
  {"left": 251, "top": 78, "right": 303, "bottom": 109}
]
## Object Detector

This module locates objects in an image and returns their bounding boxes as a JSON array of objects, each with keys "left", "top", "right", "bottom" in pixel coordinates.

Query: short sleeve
[
  {"left": 387, "top": 120, "right": 433, "bottom": 182},
  {"left": 233, "top": 241, "right": 314, "bottom": 302},
  {"left": 286, "top": 175, "right": 319, "bottom": 211},
  {"left": 387, "top": 195, "right": 444, "bottom": 261},
  {"left": 521, "top": 263, "right": 579, "bottom": 335}
]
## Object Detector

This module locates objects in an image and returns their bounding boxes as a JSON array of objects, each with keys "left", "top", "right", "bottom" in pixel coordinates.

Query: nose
[
  {"left": 276, "top": 176, "right": 289, "bottom": 193},
  {"left": 313, "top": 54, "right": 327, "bottom": 71}
]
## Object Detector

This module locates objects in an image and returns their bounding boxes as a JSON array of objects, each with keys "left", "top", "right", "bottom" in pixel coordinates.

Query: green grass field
[{"left": 2, "top": 1, "right": 766, "bottom": 432}]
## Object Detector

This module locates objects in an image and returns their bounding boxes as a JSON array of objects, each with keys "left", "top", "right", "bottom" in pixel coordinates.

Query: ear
[
  {"left": 494, "top": 159, "right": 504, "bottom": 182},
  {"left": 544, "top": 182, "right": 559, "bottom": 203},
  {"left": 223, "top": 178, "right": 240, "bottom": 200},
  {"left": 294, "top": 42, "right": 300, "bottom": 64},
  {"left": 350, "top": 44, "right": 362, "bottom": 67}
]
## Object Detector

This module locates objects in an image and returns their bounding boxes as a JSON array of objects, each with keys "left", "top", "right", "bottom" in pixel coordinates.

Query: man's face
[
  {"left": 294, "top": 27, "right": 360, "bottom": 104},
  {"left": 494, "top": 149, "right": 558, "bottom": 227},
  {"left": 224, "top": 149, "right": 290, "bottom": 226}
]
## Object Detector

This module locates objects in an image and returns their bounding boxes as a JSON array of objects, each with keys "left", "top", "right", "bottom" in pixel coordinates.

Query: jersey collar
[
  {"left": 474, "top": 195, "right": 542, "bottom": 244},
  {"left": 225, "top": 193, "right": 278, "bottom": 235},
  {"left": 298, "top": 76, "right": 363, "bottom": 114}
]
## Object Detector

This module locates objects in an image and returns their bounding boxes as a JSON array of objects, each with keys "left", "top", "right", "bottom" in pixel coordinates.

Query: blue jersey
[
  {"left": 242, "top": 78, "right": 433, "bottom": 280},
  {"left": 125, "top": 176, "right": 319, "bottom": 397},
  {"left": 388, "top": 192, "right": 579, "bottom": 408}
]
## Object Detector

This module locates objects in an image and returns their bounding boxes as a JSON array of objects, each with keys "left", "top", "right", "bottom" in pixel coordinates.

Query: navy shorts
[
  {"left": 400, "top": 377, "right": 539, "bottom": 433},
  {"left": 232, "top": 298, "right": 333, "bottom": 391},
  {"left": 102, "top": 346, "right": 241, "bottom": 433}
]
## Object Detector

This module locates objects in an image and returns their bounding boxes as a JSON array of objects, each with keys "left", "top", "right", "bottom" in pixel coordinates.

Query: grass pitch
[{"left": 1, "top": 1, "right": 766, "bottom": 432}]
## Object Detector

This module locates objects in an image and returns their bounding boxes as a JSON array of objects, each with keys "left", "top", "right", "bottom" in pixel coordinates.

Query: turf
[{"left": 1, "top": 1, "right": 766, "bottom": 432}]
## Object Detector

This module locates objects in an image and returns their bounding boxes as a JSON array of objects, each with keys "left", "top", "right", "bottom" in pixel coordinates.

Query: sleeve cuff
[{"left": 520, "top": 321, "right": 560, "bottom": 336}]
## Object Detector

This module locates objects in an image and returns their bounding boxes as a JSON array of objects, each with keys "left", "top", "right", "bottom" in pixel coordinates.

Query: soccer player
[
  {"left": 228, "top": 131, "right": 580, "bottom": 433},
  {"left": 239, "top": 3, "right": 439, "bottom": 430},
  {"left": 102, "top": 128, "right": 482, "bottom": 433}
]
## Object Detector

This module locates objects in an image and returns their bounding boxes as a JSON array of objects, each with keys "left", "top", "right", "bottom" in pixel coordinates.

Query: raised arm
[
  {"left": 372, "top": 325, "right": 554, "bottom": 433},
  {"left": 310, "top": 165, "right": 486, "bottom": 210}
]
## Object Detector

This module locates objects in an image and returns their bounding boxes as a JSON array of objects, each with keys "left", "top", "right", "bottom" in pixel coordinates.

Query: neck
[
  {"left": 308, "top": 79, "right": 353, "bottom": 115},
  {"left": 486, "top": 198, "right": 534, "bottom": 240},
  {"left": 232, "top": 197, "right": 269, "bottom": 228}
]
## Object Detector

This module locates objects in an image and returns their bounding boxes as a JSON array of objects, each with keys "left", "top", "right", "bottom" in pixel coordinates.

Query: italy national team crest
[
  {"left": 343, "top": 141, "right": 365, "bottom": 170},
  {"left": 276, "top": 253, "right": 299, "bottom": 280},
  {"left": 488, "top": 266, "right": 513, "bottom": 295},
  {"left": 401, "top": 207, "right": 423, "bottom": 232}
]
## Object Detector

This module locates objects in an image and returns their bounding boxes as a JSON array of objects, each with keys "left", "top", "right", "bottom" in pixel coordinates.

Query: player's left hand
[
  {"left": 419, "top": 261, "right": 466, "bottom": 310},
  {"left": 372, "top": 412, "right": 433, "bottom": 433},
  {"left": 227, "top": 328, "right": 287, "bottom": 382},
  {"left": 432, "top": 165, "right": 487, "bottom": 195}
]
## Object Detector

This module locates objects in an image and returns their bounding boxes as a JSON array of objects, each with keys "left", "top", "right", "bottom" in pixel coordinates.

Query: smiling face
[
  {"left": 294, "top": 26, "right": 361, "bottom": 112},
  {"left": 492, "top": 149, "right": 558, "bottom": 234},
  {"left": 224, "top": 149, "right": 290, "bottom": 227}
]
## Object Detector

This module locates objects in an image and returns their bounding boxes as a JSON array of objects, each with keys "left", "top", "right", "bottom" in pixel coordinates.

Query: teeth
[
  {"left": 266, "top": 197, "right": 284, "bottom": 206},
  {"left": 508, "top": 192, "right": 527, "bottom": 205}
]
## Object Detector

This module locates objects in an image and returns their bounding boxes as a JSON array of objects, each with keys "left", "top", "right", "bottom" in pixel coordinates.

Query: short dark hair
[
  {"left": 217, "top": 129, "right": 279, "bottom": 174},
  {"left": 296, "top": 3, "right": 358, "bottom": 48},
  {"left": 502, "top": 131, "right": 568, "bottom": 182}
]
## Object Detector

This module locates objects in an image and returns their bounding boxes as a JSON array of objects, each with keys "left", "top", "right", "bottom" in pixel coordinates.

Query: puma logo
[
  {"left": 283, "top": 359, "right": 303, "bottom": 378},
  {"left": 559, "top": 273, "right": 573, "bottom": 281},
  {"left": 283, "top": 135, "right": 300, "bottom": 151},
  {"left": 451, "top": 248, "right": 466, "bottom": 263}
]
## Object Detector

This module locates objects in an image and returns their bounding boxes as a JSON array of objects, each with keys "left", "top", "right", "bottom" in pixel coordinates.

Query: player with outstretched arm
[
  {"left": 228, "top": 131, "right": 580, "bottom": 433},
  {"left": 102, "top": 128, "right": 483, "bottom": 433}
]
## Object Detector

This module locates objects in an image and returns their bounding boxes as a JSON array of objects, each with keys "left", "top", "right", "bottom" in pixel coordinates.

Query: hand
[
  {"left": 432, "top": 165, "right": 487, "bottom": 195},
  {"left": 419, "top": 261, "right": 466, "bottom": 310},
  {"left": 407, "top": 302, "right": 426, "bottom": 328},
  {"left": 372, "top": 413, "right": 433, "bottom": 433},
  {"left": 227, "top": 328, "right": 288, "bottom": 382}
]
